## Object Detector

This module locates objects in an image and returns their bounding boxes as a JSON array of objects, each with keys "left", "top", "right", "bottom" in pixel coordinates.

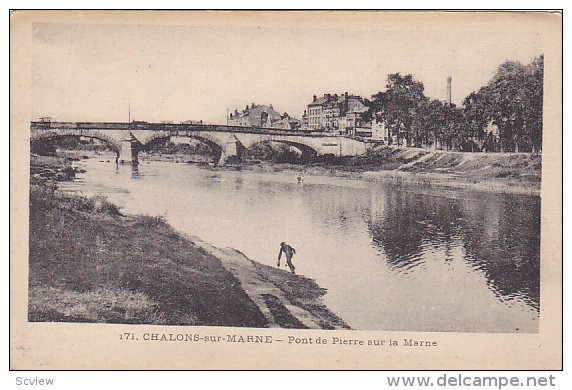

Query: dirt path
[{"left": 191, "top": 237, "right": 350, "bottom": 330}]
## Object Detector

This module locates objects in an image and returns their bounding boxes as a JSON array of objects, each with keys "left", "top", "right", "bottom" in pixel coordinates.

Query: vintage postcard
[{"left": 10, "top": 10, "right": 562, "bottom": 370}]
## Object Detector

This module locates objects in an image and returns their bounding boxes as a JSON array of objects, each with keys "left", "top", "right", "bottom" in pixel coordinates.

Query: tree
[
  {"left": 462, "top": 90, "right": 490, "bottom": 152},
  {"left": 410, "top": 99, "right": 468, "bottom": 150},
  {"left": 409, "top": 100, "right": 430, "bottom": 147},
  {"left": 361, "top": 98, "right": 373, "bottom": 123},
  {"left": 470, "top": 55, "right": 544, "bottom": 152},
  {"left": 440, "top": 104, "right": 466, "bottom": 151},
  {"left": 411, "top": 99, "right": 444, "bottom": 149},
  {"left": 370, "top": 73, "right": 428, "bottom": 146},
  {"left": 522, "top": 55, "right": 544, "bottom": 153}
]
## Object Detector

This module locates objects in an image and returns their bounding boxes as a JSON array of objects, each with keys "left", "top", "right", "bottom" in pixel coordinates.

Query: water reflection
[
  {"left": 365, "top": 185, "right": 540, "bottom": 310},
  {"left": 459, "top": 196, "right": 541, "bottom": 310}
]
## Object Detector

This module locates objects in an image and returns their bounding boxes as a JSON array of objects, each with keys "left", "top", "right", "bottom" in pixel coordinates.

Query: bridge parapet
[{"left": 31, "top": 121, "right": 335, "bottom": 137}]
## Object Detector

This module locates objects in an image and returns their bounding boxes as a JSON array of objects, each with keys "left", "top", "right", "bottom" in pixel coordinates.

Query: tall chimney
[{"left": 446, "top": 76, "right": 452, "bottom": 105}]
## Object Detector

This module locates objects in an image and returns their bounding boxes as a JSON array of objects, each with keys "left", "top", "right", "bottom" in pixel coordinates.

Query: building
[
  {"left": 306, "top": 93, "right": 369, "bottom": 133},
  {"left": 301, "top": 110, "right": 309, "bottom": 130},
  {"left": 227, "top": 103, "right": 301, "bottom": 130},
  {"left": 227, "top": 103, "right": 282, "bottom": 127},
  {"left": 371, "top": 120, "right": 389, "bottom": 142},
  {"left": 267, "top": 114, "right": 301, "bottom": 130},
  {"left": 307, "top": 94, "right": 336, "bottom": 131}
]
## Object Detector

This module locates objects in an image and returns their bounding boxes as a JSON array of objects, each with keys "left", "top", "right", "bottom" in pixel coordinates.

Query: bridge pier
[
  {"left": 218, "top": 136, "right": 241, "bottom": 165},
  {"left": 118, "top": 140, "right": 139, "bottom": 164}
]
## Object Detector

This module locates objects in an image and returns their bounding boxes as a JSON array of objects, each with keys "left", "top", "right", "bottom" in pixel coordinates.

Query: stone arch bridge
[{"left": 30, "top": 121, "right": 373, "bottom": 164}]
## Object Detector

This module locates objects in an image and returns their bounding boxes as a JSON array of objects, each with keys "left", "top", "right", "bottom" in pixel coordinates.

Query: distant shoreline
[
  {"left": 135, "top": 146, "right": 542, "bottom": 196},
  {"left": 211, "top": 162, "right": 541, "bottom": 197}
]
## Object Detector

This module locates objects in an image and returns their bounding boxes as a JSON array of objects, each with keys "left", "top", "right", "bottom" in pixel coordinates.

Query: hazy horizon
[{"left": 31, "top": 16, "right": 543, "bottom": 124}]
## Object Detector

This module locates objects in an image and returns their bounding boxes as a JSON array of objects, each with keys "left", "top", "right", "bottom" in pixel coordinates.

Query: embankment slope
[{"left": 28, "top": 156, "right": 347, "bottom": 329}]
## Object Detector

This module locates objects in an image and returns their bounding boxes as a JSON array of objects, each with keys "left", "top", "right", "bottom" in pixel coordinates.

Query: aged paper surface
[{"left": 10, "top": 10, "right": 562, "bottom": 370}]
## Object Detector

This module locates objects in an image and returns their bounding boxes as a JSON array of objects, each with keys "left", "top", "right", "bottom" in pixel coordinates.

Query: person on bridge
[{"left": 278, "top": 242, "right": 297, "bottom": 274}]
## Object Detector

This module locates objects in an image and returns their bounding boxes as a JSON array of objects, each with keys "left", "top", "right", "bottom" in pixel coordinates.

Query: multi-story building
[
  {"left": 227, "top": 103, "right": 301, "bottom": 130},
  {"left": 227, "top": 103, "right": 282, "bottom": 127},
  {"left": 307, "top": 95, "right": 326, "bottom": 130},
  {"left": 306, "top": 93, "right": 369, "bottom": 133}
]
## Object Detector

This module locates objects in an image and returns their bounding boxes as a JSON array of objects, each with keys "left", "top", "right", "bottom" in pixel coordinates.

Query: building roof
[
  {"left": 345, "top": 96, "right": 368, "bottom": 113},
  {"left": 248, "top": 104, "right": 282, "bottom": 120},
  {"left": 230, "top": 104, "right": 293, "bottom": 127},
  {"left": 270, "top": 116, "right": 301, "bottom": 130},
  {"left": 307, "top": 93, "right": 368, "bottom": 114},
  {"left": 308, "top": 95, "right": 331, "bottom": 106}
]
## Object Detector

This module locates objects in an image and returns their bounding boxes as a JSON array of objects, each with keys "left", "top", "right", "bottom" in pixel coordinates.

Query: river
[{"left": 60, "top": 157, "right": 541, "bottom": 333}]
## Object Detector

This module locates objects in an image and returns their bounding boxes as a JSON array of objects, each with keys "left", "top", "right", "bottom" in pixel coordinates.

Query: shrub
[{"left": 134, "top": 214, "right": 168, "bottom": 229}]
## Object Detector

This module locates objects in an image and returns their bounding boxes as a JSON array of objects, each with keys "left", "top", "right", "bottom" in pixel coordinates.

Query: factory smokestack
[{"left": 446, "top": 76, "right": 452, "bottom": 105}]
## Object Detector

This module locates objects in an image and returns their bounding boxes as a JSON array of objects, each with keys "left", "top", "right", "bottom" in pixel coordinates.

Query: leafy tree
[
  {"left": 409, "top": 100, "right": 430, "bottom": 147},
  {"left": 361, "top": 98, "right": 373, "bottom": 123},
  {"left": 370, "top": 73, "right": 428, "bottom": 146},
  {"left": 522, "top": 55, "right": 544, "bottom": 152},
  {"left": 410, "top": 99, "right": 466, "bottom": 150},
  {"left": 462, "top": 90, "right": 490, "bottom": 152},
  {"left": 440, "top": 104, "right": 466, "bottom": 151},
  {"left": 469, "top": 55, "right": 543, "bottom": 152},
  {"left": 411, "top": 99, "right": 445, "bottom": 149},
  {"left": 489, "top": 60, "right": 527, "bottom": 152}
]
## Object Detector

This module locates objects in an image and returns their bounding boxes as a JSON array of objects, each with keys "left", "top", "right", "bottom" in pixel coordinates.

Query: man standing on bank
[{"left": 278, "top": 242, "right": 297, "bottom": 274}]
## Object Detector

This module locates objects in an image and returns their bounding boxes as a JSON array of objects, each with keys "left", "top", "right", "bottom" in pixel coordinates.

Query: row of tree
[{"left": 365, "top": 55, "right": 544, "bottom": 153}]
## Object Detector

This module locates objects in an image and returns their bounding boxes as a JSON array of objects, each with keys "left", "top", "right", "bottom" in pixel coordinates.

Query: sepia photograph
[{"left": 10, "top": 9, "right": 562, "bottom": 370}]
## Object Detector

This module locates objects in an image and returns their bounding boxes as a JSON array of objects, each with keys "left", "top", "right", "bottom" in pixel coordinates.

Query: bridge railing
[{"left": 30, "top": 121, "right": 343, "bottom": 138}]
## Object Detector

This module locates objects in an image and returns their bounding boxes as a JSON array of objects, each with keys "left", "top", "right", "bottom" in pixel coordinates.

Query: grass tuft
[{"left": 29, "top": 286, "right": 170, "bottom": 324}]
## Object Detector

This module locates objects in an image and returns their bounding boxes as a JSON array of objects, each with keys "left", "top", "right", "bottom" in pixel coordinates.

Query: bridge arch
[
  {"left": 244, "top": 139, "right": 318, "bottom": 161},
  {"left": 138, "top": 133, "right": 226, "bottom": 164},
  {"left": 137, "top": 134, "right": 171, "bottom": 152},
  {"left": 30, "top": 131, "right": 121, "bottom": 156}
]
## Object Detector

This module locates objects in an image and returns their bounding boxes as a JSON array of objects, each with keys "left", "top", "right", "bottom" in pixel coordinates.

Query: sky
[{"left": 31, "top": 15, "right": 543, "bottom": 124}]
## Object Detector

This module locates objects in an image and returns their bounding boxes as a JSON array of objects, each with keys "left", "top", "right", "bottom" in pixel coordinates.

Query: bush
[
  {"left": 134, "top": 214, "right": 168, "bottom": 229},
  {"left": 30, "top": 185, "right": 121, "bottom": 216}
]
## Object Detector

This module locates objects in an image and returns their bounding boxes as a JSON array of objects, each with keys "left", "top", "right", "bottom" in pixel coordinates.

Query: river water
[{"left": 61, "top": 157, "right": 541, "bottom": 333}]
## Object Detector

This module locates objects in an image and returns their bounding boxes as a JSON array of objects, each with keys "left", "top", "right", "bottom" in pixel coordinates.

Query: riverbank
[
  {"left": 28, "top": 155, "right": 348, "bottom": 329},
  {"left": 238, "top": 162, "right": 541, "bottom": 196},
  {"left": 138, "top": 145, "right": 541, "bottom": 196}
]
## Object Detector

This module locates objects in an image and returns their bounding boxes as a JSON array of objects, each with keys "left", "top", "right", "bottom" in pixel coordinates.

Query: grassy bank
[
  {"left": 225, "top": 146, "right": 541, "bottom": 195},
  {"left": 29, "top": 184, "right": 268, "bottom": 326},
  {"left": 30, "top": 154, "right": 80, "bottom": 183},
  {"left": 345, "top": 146, "right": 541, "bottom": 185},
  {"left": 29, "top": 155, "right": 347, "bottom": 328}
]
